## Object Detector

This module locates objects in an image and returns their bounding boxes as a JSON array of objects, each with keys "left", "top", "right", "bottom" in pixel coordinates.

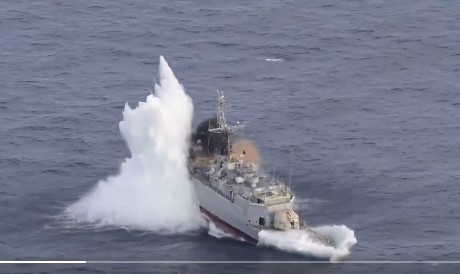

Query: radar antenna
[{"left": 208, "top": 90, "right": 245, "bottom": 157}]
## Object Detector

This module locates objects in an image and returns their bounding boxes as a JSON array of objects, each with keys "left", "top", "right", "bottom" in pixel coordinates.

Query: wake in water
[
  {"left": 258, "top": 225, "right": 357, "bottom": 261},
  {"left": 66, "top": 56, "right": 204, "bottom": 233}
]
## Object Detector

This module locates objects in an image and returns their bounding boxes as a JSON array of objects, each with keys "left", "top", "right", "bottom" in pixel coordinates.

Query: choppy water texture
[{"left": 1, "top": 0, "right": 460, "bottom": 273}]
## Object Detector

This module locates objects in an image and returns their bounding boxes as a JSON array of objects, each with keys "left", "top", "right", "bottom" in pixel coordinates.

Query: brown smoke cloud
[{"left": 231, "top": 139, "right": 261, "bottom": 167}]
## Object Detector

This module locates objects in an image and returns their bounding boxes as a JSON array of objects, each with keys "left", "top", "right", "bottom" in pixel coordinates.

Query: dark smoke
[{"left": 191, "top": 117, "right": 227, "bottom": 156}]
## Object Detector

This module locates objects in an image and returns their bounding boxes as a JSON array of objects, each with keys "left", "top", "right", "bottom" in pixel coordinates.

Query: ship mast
[{"left": 208, "top": 90, "right": 244, "bottom": 158}]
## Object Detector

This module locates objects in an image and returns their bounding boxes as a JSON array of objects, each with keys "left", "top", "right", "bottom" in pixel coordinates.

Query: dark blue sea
[{"left": 1, "top": 0, "right": 460, "bottom": 273}]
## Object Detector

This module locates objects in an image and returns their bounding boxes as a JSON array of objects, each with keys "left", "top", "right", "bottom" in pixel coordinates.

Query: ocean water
[{"left": 1, "top": 0, "right": 460, "bottom": 273}]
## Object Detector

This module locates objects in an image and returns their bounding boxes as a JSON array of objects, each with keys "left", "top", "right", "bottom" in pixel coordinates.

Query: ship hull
[
  {"left": 199, "top": 206, "right": 257, "bottom": 244},
  {"left": 192, "top": 175, "right": 261, "bottom": 243},
  {"left": 192, "top": 173, "right": 334, "bottom": 247}
]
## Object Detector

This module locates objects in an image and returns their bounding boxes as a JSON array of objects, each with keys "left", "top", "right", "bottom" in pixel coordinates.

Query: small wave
[{"left": 265, "top": 58, "right": 284, "bottom": 62}]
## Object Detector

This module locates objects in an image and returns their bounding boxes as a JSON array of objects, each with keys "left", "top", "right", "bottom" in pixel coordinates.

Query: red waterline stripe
[{"left": 200, "top": 206, "right": 258, "bottom": 244}]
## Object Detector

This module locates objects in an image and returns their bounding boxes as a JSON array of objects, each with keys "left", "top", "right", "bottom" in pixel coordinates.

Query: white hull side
[{"left": 192, "top": 177, "right": 260, "bottom": 242}]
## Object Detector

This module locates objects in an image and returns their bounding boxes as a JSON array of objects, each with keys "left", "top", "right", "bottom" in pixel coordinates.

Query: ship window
[{"left": 259, "top": 217, "right": 265, "bottom": 226}]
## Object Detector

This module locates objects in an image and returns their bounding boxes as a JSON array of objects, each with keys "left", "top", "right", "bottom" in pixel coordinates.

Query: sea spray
[
  {"left": 258, "top": 225, "right": 357, "bottom": 261},
  {"left": 66, "top": 56, "right": 204, "bottom": 233}
]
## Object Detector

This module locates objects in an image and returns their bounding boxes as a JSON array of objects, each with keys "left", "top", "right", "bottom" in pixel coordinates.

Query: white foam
[
  {"left": 258, "top": 225, "right": 357, "bottom": 261},
  {"left": 66, "top": 56, "right": 205, "bottom": 233},
  {"left": 207, "top": 221, "right": 234, "bottom": 239},
  {"left": 265, "top": 58, "right": 284, "bottom": 62}
]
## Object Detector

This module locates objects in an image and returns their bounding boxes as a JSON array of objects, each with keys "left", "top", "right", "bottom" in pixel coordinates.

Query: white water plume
[
  {"left": 66, "top": 56, "right": 204, "bottom": 233},
  {"left": 258, "top": 225, "right": 357, "bottom": 261}
]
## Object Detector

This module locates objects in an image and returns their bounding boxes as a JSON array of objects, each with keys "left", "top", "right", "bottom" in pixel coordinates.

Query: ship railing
[
  {"left": 207, "top": 183, "right": 234, "bottom": 203},
  {"left": 194, "top": 170, "right": 234, "bottom": 203}
]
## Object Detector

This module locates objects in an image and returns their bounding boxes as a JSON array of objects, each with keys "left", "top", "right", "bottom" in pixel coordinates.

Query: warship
[{"left": 188, "top": 91, "right": 333, "bottom": 246}]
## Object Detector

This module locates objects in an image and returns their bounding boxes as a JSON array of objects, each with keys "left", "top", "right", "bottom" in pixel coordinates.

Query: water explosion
[{"left": 66, "top": 56, "right": 204, "bottom": 233}]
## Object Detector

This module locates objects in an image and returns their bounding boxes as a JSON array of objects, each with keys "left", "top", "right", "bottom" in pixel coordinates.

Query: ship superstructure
[{"left": 188, "top": 91, "right": 332, "bottom": 246}]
